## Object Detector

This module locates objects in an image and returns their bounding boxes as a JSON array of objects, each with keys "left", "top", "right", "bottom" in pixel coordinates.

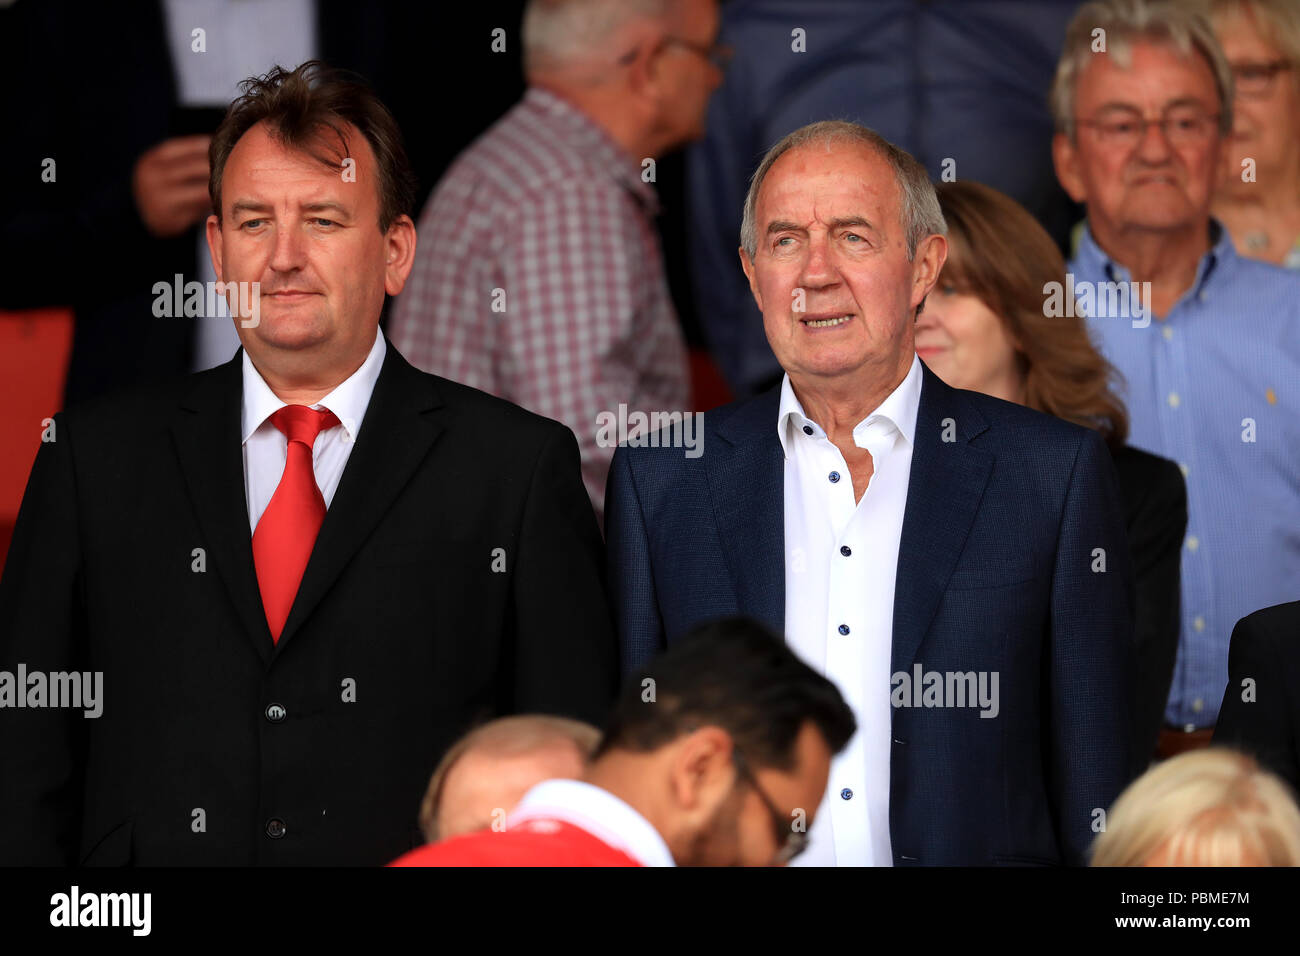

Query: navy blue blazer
[{"left": 605, "top": 362, "right": 1136, "bottom": 865}]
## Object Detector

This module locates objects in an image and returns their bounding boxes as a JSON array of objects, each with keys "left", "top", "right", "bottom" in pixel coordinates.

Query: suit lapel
[
  {"left": 892, "top": 365, "right": 994, "bottom": 674},
  {"left": 171, "top": 354, "right": 274, "bottom": 666},
  {"left": 273, "top": 342, "right": 445, "bottom": 655},
  {"left": 707, "top": 388, "right": 785, "bottom": 635}
]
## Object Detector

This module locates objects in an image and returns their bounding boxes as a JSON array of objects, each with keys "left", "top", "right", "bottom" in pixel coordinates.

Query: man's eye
[
  {"left": 1107, "top": 121, "right": 1138, "bottom": 135},
  {"left": 775, "top": 236, "right": 794, "bottom": 247},
  {"left": 241, "top": 219, "right": 265, "bottom": 229},
  {"left": 312, "top": 218, "right": 337, "bottom": 227},
  {"left": 844, "top": 232, "right": 863, "bottom": 242}
]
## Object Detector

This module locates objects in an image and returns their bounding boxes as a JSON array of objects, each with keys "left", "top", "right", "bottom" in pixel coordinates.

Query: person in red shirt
[{"left": 391, "top": 617, "right": 856, "bottom": 866}]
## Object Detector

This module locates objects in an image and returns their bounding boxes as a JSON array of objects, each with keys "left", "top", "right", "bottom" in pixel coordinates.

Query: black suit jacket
[
  {"left": 1214, "top": 601, "right": 1300, "bottom": 792},
  {"left": 1111, "top": 445, "right": 1186, "bottom": 765},
  {"left": 0, "top": 340, "right": 617, "bottom": 865}
]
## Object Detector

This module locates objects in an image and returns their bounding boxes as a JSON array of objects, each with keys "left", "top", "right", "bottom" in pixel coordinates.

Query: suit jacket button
[
  {"left": 266, "top": 818, "right": 286, "bottom": 839},
  {"left": 266, "top": 703, "right": 287, "bottom": 723}
]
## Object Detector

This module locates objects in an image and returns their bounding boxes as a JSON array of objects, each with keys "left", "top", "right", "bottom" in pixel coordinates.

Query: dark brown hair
[
  {"left": 209, "top": 60, "right": 417, "bottom": 232},
  {"left": 934, "top": 180, "right": 1129, "bottom": 449}
]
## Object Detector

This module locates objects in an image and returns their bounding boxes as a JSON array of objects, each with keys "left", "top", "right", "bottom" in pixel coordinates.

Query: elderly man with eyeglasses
[{"left": 1052, "top": 0, "right": 1300, "bottom": 763}]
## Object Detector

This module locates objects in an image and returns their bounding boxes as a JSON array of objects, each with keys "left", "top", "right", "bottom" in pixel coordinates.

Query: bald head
[{"left": 419, "top": 715, "right": 601, "bottom": 842}]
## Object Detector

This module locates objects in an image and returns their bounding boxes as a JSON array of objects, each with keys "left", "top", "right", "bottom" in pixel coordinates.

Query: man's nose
[
  {"left": 269, "top": 221, "right": 307, "bottom": 271},
  {"left": 1135, "top": 118, "right": 1176, "bottom": 161},
  {"left": 798, "top": 236, "right": 836, "bottom": 288}
]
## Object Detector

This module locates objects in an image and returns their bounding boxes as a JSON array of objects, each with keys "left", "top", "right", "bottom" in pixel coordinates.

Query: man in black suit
[
  {"left": 0, "top": 62, "right": 616, "bottom": 865},
  {"left": 1214, "top": 601, "right": 1300, "bottom": 793}
]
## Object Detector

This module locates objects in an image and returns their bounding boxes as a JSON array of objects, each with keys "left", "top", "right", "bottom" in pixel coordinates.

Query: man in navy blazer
[{"left": 606, "top": 120, "right": 1136, "bottom": 866}]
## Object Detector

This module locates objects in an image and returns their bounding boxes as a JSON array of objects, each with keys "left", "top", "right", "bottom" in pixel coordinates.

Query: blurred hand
[{"left": 132, "top": 135, "right": 213, "bottom": 237}]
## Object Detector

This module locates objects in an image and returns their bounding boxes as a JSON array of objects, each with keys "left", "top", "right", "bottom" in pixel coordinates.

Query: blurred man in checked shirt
[{"left": 390, "top": 0, "right": 723, "bottom": 519}]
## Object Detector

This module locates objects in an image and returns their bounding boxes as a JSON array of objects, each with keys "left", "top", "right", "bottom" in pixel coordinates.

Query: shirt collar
[
  {"left": 521, "top": 85, "right": 660, "bottom": 215},
  {"left": 1075, "top": 218, "right": 1236, "bottom": 302},
  {"left": 241, "top": 327, "right": 386, "bottom": 445},
  {"left": 777, "top": 352, "right": 923, "bottom": 459},
  {"left": 509, "top": 779, "right": 676, "bottom": 867}
]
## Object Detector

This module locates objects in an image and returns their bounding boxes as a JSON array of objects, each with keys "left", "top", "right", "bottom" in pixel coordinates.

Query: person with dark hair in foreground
[
  {"left": 0, "top": 61, "right": 616, "bottom": 866},
  {"left": 390, "top": 618, "right": 857, "bottom": 867}
]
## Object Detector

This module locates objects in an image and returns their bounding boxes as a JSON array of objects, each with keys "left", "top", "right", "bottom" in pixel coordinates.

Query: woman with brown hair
[{"left": 921, "top": 180, "right": 1188, "bottom": 768}]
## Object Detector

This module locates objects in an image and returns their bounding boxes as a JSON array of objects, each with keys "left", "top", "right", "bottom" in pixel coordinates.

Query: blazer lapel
[
  {"left": 706, "top": 388, "right": 785, "bottom": 635},
  {"left": 171, "top": 353, "right": 274, "bottom": 666},
  {"left": 273, "top": 342, "right": 445, "bottom": 654},
  {"left": 891, "top": 365, "right": 994, "bottom": 674}
]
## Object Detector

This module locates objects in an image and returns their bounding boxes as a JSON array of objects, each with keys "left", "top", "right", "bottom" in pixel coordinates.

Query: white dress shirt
[
  {"left": 242, "top": 329, "right": 386, "bottom": 533},
  {"left": 508, "top": 779, "right": 676, "bottom": 867},
  {"left": 781, "top": 352, "right": 922, "bottom": 867}
]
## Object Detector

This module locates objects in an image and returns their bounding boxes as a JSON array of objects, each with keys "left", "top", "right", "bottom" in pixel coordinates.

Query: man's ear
[
  {"left": 738, "top": 246, "right": 763, "bottom": 311},
  {"left": 667, "top": 726, "right": 736, "bottom": 824},
  {"left": 910, "top": 233, "right": 946, "bottom": 314},
  {"left": 383, "top": 214, "right": 418, "bottom": 297},
  {"left": 204, "top": 214, "right": 224, "bottom": 281},
  {"left": 1053, "top": 131, "right": 1087, "bottom": 203}
]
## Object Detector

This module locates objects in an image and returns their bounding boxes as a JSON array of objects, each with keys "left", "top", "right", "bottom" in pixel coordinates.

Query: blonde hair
[
  {"left": 418, "top": 714, "right": 601, "bottom": 842},
  {"left": 1092, "top": 749, "right": 1300, "bottom": 866},
  {"left": 1205, "top": 0, "right": 1300, "bottom": 69},
  {"left": 1050, "top": 0, "right": 1235, "bottom": 141}
]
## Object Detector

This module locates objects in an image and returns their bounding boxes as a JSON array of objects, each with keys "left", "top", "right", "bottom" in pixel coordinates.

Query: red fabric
[
  {"left": 0, "top": 308, "right": 73, "bottom": 581},
  {"left": 687, "top": 347, "right": 733, "bottom": 413},
  {"left": 388, "top": 818, "right": 644, "bottom": 867},
  {"left": 251, "top": 405, "right": 339, "bottom": 642}
]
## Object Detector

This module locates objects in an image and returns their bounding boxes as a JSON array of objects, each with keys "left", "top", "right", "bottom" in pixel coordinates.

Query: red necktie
[{"left": 252, "top": 404, "right": 340, "bottom": 643}]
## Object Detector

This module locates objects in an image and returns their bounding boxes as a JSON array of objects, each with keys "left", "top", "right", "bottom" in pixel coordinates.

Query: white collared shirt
[
  {"left": 508, "top": 779, "right": 676, "bottom": 867},
  {"left": 780, "top": 352, "right": 922, "bottom": 867},
  {"left": 241, "top": 329, "right": 386, "bottom": 533}
]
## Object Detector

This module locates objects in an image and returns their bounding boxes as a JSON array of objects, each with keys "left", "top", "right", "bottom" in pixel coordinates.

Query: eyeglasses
[
  {"left": 617, "top": 36, "right": 733, "bottom": 71},
  {"left": 1231, "top": 59, "right": 1293, "bottom": 99},
  {"left": 733, "top": 747, "right": 808, "bottom": 865},
  {"left": 1077, "top": 107, "right": 1221, "bottom": 149},
  {"left": 664, "top": 35, "right": 733, "bottom": 71}
]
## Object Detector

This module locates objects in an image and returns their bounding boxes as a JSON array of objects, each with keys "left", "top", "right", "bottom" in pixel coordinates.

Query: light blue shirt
[{"left": 1071, "top": 222, "right": 1300, "bottom": 729}]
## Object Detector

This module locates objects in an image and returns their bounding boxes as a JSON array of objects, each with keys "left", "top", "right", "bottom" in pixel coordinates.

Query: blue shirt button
[
  {"left": 840, "top": 546, "right": 851, "bottom": 557},
  {"left": 841, "top": 788, "right": 853, "bottom": 800},
  {"left": 828, "top": 471, "right": 841, "bottom": 483},
  {"left": 838, "top": 624, "right": 850, "bottom": 635},
  {"left": 803, "top": 424, "right": 814, "bottom": 435}
]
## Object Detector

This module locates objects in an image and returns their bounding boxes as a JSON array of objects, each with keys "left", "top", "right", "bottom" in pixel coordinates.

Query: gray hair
[
  {"left": 522, "top": 0, "right": 671, "bottom": 76},
  {"left": 739, "top": 120, "right": 947, "bottom": 263},
  {"left": 1050, "top": 0, "right": 1235, "bottom": 142}
]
